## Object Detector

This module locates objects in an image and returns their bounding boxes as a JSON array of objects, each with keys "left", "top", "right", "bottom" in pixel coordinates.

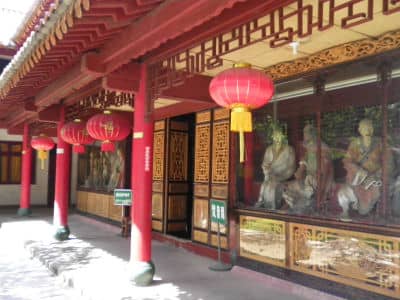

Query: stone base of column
[
  {"left": 54, "top": 225, "right": 70, "bottom": 241},
  {"left": 17, "top": 208, "right": 32, "bottom": 216},
  {"left": 129, "top": 261, "right": 155, "bottom": 286}
]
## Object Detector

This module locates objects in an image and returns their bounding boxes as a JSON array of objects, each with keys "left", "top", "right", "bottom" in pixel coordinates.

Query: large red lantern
[
  {"left": 61, "top": 119, "right": 94, "bottom": 154},
  {"left": 209, "top": 63, "right": 274, "bottom": 162},
  {"left": 31, "top": 134, "right": 55, "bottom": 169},
  {"left": 86, "top": 110, "right": 130, "bottom": 152}
]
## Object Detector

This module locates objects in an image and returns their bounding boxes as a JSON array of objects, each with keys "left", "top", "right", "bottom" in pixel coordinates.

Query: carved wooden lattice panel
[
  {"left": 194, "top": 124, "right": 210, "bottom": 183},
  {"left": 290, "top": 223, "right": 400, "bottom": 299},
  {"left": 153, "top": 131, "right": 165, "bottom": 181},
  {"left": 168, "top": 131, "right": 188, "bottom": 181},
  {"left": 212, "top": 121, "right": 229, "bottom": 183}
]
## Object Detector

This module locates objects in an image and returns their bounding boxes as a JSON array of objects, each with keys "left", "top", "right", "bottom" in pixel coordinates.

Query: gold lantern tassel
[
  {"left": 230, "top": 105, "right": 252, "bottom": 163},
  {"left": 38, "top": 150, "right": 48, "bottom": 170}
]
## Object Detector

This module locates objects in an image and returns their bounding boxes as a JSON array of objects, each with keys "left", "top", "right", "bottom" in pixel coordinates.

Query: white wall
[{"left": 0, "top": 129, "right": 49, "bottom": 206}]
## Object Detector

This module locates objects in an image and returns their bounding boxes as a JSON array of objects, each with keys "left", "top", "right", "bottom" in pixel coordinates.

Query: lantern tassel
[
  {"left": 101, "top": 141, "right": 115, "bottom": 152},
  {"left": 73, "top": 144, "right": 85, "bottom": 154},
  {"left": 230, "top": 106, "right": 252, "bottom": 163},
  {"left": 38, "top": 150, "right": 48, "bottom": 170}
]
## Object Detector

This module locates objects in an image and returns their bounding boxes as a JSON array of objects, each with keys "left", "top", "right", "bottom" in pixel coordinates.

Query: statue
[
  {"left": 283, "top": 124, "right": 334, "bottom": 214},
  {"left": 107, "top": 145, "right": 125, "bottom": 191},
  {"left": 255, "top": 127, "right": 295, "bottom": 209},
  {"left": 338, "top": 119, "right": 394, "bottom": 219}
]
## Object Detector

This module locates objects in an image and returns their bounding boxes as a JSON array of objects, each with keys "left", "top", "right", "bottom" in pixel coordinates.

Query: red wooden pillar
[
  {"left": 129, "top": 63, "right": 155, "bottom": 285},
  {"left": 17, "top": 123, "right": 33, "bottom": 216},
  {"left": 53, "top": 106, "right": 71, "bottom": 240}
]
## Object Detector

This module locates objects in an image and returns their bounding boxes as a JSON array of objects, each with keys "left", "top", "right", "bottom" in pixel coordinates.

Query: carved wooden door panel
[{"left": 165, "top": 120, "right": 190, "bottom": 234}]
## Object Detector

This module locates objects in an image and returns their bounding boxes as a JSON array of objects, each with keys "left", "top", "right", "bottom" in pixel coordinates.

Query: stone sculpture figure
[
  {"left": 283, "top": 124, "right": 334, "bottom": 214},
  {"left": 255, "top": 127, "right": 296, "bottom": 209},
  {"left": 338, "top": 119, "right": 394, "bottom": 219}
]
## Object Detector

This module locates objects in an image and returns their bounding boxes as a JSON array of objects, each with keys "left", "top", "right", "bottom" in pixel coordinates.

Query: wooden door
[{"left": 165, "top": 120, "right": 190, "bottom": 235}]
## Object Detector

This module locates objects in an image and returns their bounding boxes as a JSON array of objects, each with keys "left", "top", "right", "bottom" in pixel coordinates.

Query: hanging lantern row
[
  {"left": 209, "top": 63, "right": 274, "bottom": 162},
  {"left": 61, "top": 119, "right": 94, "bottom": 154},
  {"left": 86, "top": 110, "right": 131, "bottom": 152},
  {"left": 60, "top": 111, "right": 131, "bottom": 153},
  {"left": 31, "top": 134, "right": 55, "bottom": 169}
]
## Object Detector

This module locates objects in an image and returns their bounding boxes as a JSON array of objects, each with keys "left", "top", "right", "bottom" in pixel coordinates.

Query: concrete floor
[{"left": 0, "top": 208, "right": 346, "bottom": 300}]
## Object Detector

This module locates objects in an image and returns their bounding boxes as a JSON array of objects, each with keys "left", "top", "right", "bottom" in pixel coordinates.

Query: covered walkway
[{"left": 0, "top": 208, "right": 344, "bottom": 300}]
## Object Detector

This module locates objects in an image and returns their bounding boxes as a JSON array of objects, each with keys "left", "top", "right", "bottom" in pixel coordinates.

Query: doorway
[{"left": 151, "top": 113, "right": 195, "bottom": 239}]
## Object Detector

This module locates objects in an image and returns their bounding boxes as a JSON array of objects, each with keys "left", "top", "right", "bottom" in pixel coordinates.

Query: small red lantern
[
  {"left": 209, "top": 63, "right": 274, "bottom": 162},
  {"left": 61, "top": 119, "right": 94, "bottom": 154},
  {"left": 31, "top": 134, "right": 55, "bottom": 169},
  {"left": 86, "top": 110, "right": 130, "bottom": 152}
]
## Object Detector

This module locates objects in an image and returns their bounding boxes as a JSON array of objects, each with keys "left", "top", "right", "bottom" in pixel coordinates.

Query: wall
[{"left": 0, "top": 129, "right": 49, "bottom": 206}]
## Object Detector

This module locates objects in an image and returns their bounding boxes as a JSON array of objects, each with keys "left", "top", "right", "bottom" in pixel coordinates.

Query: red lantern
[
  {"left": 61, "top": 119, "right": 94, "bottom": 154},
  {"left": 86, "top": 110, "right": 130, "bottom": 152},
  {"left": 31, "top": 135, "right": 55, "bottom": 169},
  {"left": 209, "top": 63, "right": 274, "bottom": 162}
]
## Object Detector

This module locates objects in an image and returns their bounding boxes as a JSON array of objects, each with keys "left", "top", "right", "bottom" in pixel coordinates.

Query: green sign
[
  {"left": 114, "top": 189, "right": 132, "bottom": 206},
  {"left": 210, "top": 199, "right": 227, "bottom": 225}
]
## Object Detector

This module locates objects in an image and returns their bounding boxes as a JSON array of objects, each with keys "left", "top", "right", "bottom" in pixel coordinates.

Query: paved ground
[{"left": 0, "top": 208, "right": 346, "bottom": 300}]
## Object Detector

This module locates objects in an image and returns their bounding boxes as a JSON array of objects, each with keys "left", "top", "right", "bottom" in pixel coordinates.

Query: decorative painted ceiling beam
[{"left": 154, "top": 101, "right": 216, "bottom": 121}]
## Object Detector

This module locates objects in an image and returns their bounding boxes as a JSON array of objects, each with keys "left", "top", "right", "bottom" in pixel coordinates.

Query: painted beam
[
  {"left": 102, "top": 62, "right": 141, "bottom": 93},
  {"left": 98, "top": 0, "right": 248, "bottom": 72},
  {"left": 154, "top": 101, "right": 216, "bottom": 120},
  {"left": 38, "top": 104, "right": 62, "bottom": 123},
  {"left": 160, "top": 74, "right": 213, "bottom": 103}
]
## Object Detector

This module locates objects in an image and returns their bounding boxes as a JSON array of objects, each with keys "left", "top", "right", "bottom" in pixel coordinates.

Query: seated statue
[
  {"left": 338, "top": 119, "right": 394, "bottom": 219},
  {"left": 283, "top": 124, "right": 334, "bottom": 214},
  {"left": 255, "top": 127, "right": 295, "bottom": 209}
]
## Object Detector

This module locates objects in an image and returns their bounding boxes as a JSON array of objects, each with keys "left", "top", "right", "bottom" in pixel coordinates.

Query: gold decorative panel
[
  {"left": 194, "top": 123, "right": 211, "bottom": 183},
  {"left": 152, "top": 181, "right": 163, "bottom": 193},
  {"left": 196, "top": 111, "right": 211, "bottom": 124},
  {"left": 167, "top": 195, "right": 187, "bottom": 220},
  {"left": 265, "top": 29, "right": 400, "bottom": 81},
  {"left": 213, "top": 108, "right": 229, "bottom": 121},
  {"left": 239, "top": 216, "right": 286, "bottom": 268},
  {"left": 211, "top": 184, "right": 228, "bottom": 200},
  {"left": 194, "top": 183, "right": 209, "bottom": 198},
  {"left": 152, "top": 220, "right": 163, "bottom": 232},
  {"left": 193, "top": 198, "right": 209, "bottom": 230},
  {"left": 152, "top": 193, "right": 163, "bottom": 219},
  {"left": 168, "top": 131, "right": 188, "bottom": 181},
  {"left": 154, "top": 120, "right": 165, "bottom": 131},
  {"left": 211, "top": 234, "right": 228, "bottom": 249},
  {"left": 153, "top": 131, "right": 165, "bottom": 181},
  {"left": 290, "top": 223, "right": 400, "bottom": 299},
  {"left": 193, "top": 230, "right": 208, "bottom": 244},
  {"left": 212, "top": 121, "right": 230, "bottom": 184}
]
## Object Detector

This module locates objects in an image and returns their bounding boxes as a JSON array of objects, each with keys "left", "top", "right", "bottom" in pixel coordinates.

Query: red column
[
  {"left": 17, "top": 123, "right": 32, "bottom": 216},
  {"left": 53, "top": 106, "right": 71, "bottom": 240},
  {"left": 129, "top": 63, "right": 155, "bottom": 285}
]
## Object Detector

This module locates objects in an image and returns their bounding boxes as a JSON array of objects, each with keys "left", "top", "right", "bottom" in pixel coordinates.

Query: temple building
[{"left": 1, "top": 0, "right": 400, "bottom": 298}]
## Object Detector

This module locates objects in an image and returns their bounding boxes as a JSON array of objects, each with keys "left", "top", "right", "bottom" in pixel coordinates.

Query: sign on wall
[{"left": 114, "top": 189, "right": 132, "bottom": 206}]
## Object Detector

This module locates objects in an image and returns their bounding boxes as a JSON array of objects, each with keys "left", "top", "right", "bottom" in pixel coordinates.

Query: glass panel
[
  {"left": 10, "top": 155, "right": 21, "bottom": 183},
  {"left": 193, "top": 198, "right": 208, "bottom": 229},
  {"left": 77, "top": 141, "right": 126, "bottom": 192}
]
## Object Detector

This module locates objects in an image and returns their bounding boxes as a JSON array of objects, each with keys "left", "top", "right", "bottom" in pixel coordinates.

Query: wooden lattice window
[{"left": 0, "top": 142, "right": 35, "bottom": 184}]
